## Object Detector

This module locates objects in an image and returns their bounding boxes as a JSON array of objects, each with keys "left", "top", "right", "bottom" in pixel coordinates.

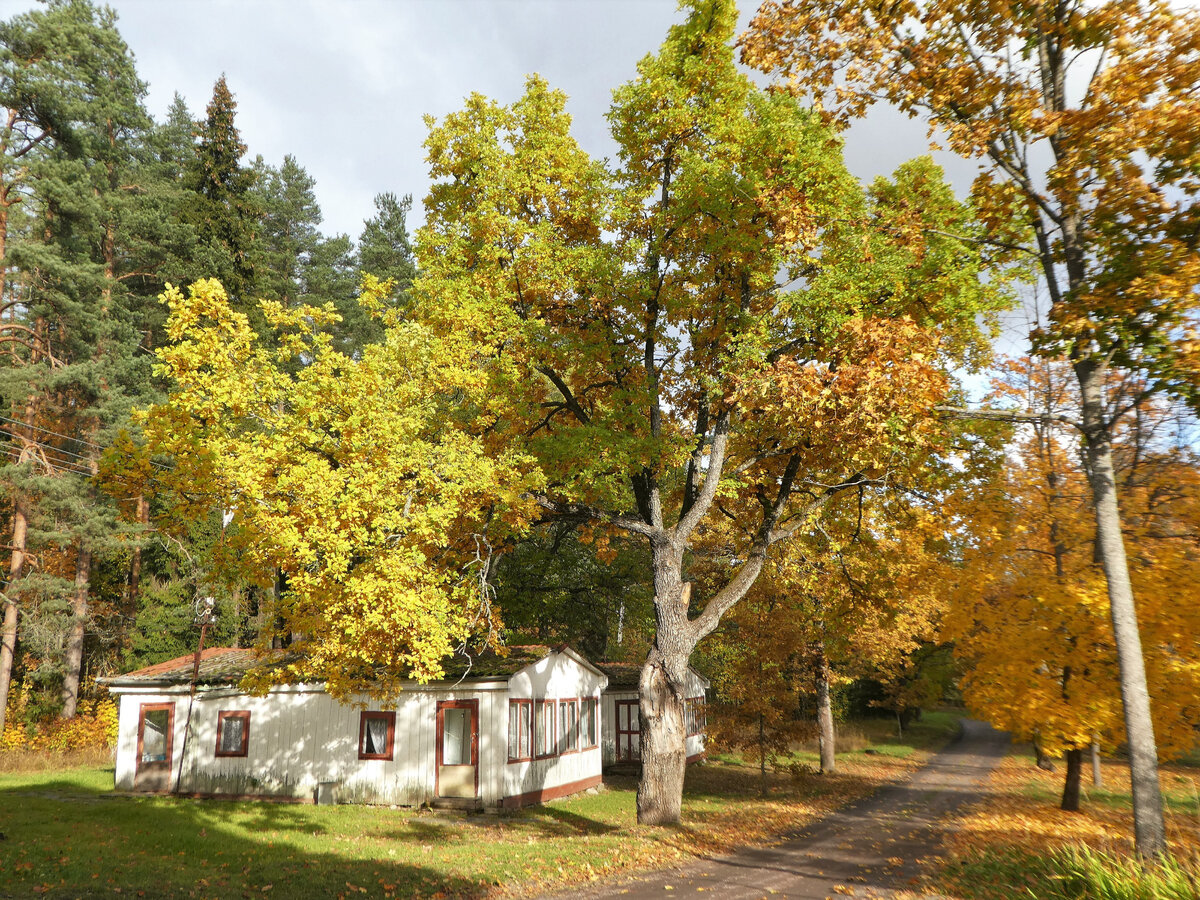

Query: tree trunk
[
  {"left": 1076, "top": 361, "right": 1166, "bottom": 855},
  {"left": 1091, "top": 740, "right": 1102, "bottom": 787},
  {"left": 636, "top": 543, "right": 691, "bottom": 826},
  {"left": 637, "top": 653, "right": 688, "bottom": 825},
  {"left": 123, "top": 494, "right": 149, "bottom": 647},
  {"left": 815, "top": 646, "right": 836, "bottom": 774},
  {"left": 0, "top": 495, "right": 29, "bottom": 736},
  {"left": 1061, "top": 747, "right": 1083, "bottom": 811},
  {"left": 1034, "top": 738, "right": 1057, "bottom": 772},
  {"left": 60, "top": 544, "right": 91, "bottom": 719},
  {"left": 758, "top": 713, "right": 767, "bottom": 797}
]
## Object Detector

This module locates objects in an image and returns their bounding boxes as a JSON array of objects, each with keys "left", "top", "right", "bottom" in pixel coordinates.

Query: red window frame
[
  {"left": 358, "top": 710, "right": 396, "bottom": 760},
  {"left": 559, "top": 698, "right": 579, "bottom": 753},
  {"left": 534, "top": 699, "right": 556, "bottom": 759},
  {"left": 215, "top": 710, "right": 251, "bottom": 758},
  {"left": 508, "top": 699, "right": 532, "bottom": 762},
  {"left": 580, "top": 697, "right": 598, "bottom": 749}
]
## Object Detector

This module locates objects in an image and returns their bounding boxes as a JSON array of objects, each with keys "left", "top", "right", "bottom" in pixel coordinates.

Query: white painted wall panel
[{"left": 109, "top": 649, "right": 609, "bottom": 807}]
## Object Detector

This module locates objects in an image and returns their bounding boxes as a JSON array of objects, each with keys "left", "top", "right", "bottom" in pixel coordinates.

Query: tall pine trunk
[
  {"left": 1077, "top": 360, "right": 1165, "bottom": 853},
  {"left": 1061, "top": 747, "right": 1083, "bottom": 811},
  {"left": 0, "top": 495, "right": 29, "bottom": 735},
  {"left": 60, "top": 544, "right": 91, "bottom": 718},
  {"left": 123, "top": 494, "right": 149, "bottom": 647},
  {"left": 815, "top": 645, "right": 836, "bottom": 774}
]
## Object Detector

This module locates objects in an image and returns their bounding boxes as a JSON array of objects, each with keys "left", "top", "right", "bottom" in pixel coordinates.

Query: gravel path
[{"left": 541, "top": 719, "right": 1009, "bottom": 900}]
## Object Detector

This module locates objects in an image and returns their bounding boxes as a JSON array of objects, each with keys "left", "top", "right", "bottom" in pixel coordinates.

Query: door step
[{"left": 430, "top": 797, "right": 484, "bottom": 811}]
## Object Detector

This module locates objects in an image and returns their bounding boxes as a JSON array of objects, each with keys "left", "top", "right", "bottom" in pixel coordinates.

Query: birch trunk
[
  {"left": 1077, "top": 361, "right": 1165, "bottom": 854},
  {"left": 60, "top": 545, "right": 91, "bottom": 718}
]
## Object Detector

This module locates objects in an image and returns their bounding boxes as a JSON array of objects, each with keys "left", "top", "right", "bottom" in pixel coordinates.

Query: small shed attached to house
[
  {"left": 104, "top": 645, "right": 608, "bottom": 809},
  {"left": 595, "top": 662, "right": 708, "bottom": 769}
]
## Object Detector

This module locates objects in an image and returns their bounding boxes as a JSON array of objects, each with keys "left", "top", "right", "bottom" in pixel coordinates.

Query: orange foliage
[{"left": 943, "top": 360, "right": 1200, "bottom": 758}]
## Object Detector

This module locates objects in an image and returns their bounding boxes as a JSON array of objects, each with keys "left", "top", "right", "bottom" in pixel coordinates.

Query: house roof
[
  {"left": 595, "top": 661, "right": 711, "bottom": 691},
  {"left": 103, "top": 648, "right": 287, "bottom": 687},
  {"left": 104, "top": 644, "right": 608, "bottom": 690},
  {"left": 595, "top": 661, "right": 642, "bottom": 689}
]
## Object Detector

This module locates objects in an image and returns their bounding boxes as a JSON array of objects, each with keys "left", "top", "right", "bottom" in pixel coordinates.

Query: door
[
  {"left": 436, "top": 700, "right": 478, "bottom": 799},
  {"left": 615, "top": 699, "right": 640, "bottom": 762},
  {"left": 134, "top": 702, "right": 175, "bottom": 792}
]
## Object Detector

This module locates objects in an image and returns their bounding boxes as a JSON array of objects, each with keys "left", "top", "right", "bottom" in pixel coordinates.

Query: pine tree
[
  {"left": 179, "top": 77, "right": 261, "bottom": 325},
  {"left": 0, "top": 0, "right": 161, "bottom": 726}
]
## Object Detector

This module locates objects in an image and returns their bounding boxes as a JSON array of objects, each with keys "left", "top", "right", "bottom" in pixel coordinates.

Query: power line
[
  {"left": 0, "top": 428, "right": 94, "bottom": 465},
  {"left": 0, "top": 444, "right": 91, "bottom": 477},
  {"left": 0, "top": 414, "right": 172, "bottom": 471},
  {"left": 0, "top": 414, "right": 105, "bottom": 451}
]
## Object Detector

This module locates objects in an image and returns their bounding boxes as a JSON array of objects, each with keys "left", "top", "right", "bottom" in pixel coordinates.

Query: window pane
[
  {"left": 520, "top": 703, "right": 531, "bottom": 759},
  {"left": 582, "top": 699, "right": 596, "bottom": 746},
  {"left": 220, "top": 716, "right": 244, "bottom": 753},
  {"left": 141, "top": 710, "right": 168, "bottom": 762},
  {"left": 508, "top": 704, "right": 519, "bottom": 758},
  {"left": 443, "top": 707, "right": 471, "bottom": 765},
  {"left": 365, "top": 716, "right": 387, "bottom": 755}
]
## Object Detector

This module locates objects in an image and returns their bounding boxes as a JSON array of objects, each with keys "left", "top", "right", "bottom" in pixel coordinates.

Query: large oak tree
[{"left": 415, "top": 0, "right": 1008, "bottom": 823}]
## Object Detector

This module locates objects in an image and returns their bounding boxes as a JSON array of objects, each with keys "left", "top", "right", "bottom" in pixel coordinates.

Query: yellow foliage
[{"left": 143, "top": 279, "right": 542, "bottom": 697}]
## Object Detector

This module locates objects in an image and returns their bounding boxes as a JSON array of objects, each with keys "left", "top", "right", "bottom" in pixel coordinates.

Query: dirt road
[{"left": 542, "top": 719, "right": 1008, "bottom": 900}]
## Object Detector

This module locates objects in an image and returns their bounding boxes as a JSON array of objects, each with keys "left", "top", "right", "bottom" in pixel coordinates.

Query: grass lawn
[
  {"left": 932, "top": 747, "right": 1200, "bottom": 899},
  {"left": 0, "top": 712, "right": 961, "bottom": 900}
]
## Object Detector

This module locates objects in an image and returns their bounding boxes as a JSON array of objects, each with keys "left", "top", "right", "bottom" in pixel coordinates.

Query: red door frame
[
  {"left": 435, "top": 699, "right": 479, "bottom": 798},
  {"left": 135, "top": 701, "right": 175, "bottom": 789},
  {"left": 615, "top": 699, "right": 640, "bottom": 762}
]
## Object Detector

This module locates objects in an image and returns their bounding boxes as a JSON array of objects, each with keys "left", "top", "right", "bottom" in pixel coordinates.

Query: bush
[{"left": 2, "top": 681, "right": 118, "bottom": 752}]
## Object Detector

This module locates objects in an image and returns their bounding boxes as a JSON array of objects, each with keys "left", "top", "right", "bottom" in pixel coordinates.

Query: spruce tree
[{"left": 179, "top": 77, "right": 261, "bottom": 325}]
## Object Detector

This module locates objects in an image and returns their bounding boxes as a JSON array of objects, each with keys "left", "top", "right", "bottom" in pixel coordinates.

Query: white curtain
[{"left": 366, "top": 716, "right": 388, "bottom": 755}]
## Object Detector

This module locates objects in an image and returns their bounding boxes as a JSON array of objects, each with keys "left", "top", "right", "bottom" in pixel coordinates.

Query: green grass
[
  {"left": 1, "top": 765, "right": 637, "bottom": 899},
  {"left": 0, "top": 713, "right": 964, "bottom": 899}
]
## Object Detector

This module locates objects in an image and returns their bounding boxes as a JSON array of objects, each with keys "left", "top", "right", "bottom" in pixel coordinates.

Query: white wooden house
[
  {"left": 104, "top": 645, "right": 608, "bottom": 809},
  {"left": 595, "top": 662, "right": 708, "bottom": 769}
]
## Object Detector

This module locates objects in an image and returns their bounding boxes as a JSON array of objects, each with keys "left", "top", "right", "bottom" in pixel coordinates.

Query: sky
[
  {"left": 0, "top": 0, "right": 1028, "bottom": 381},
  {"left": 0, "top": 0, "right": 980, "bottom": 239}
]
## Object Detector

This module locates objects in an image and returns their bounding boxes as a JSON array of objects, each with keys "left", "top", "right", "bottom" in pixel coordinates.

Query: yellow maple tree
[{"left": 140, "top": 278, "right": 542, "bottom": 696}]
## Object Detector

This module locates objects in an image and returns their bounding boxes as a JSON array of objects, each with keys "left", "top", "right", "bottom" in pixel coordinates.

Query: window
[
  {"left": 215, "top": 710, "right": 250, "bottom": 757},
  {"left": 559, "top": 699, "right": 579, "bottom": 753},
  {"left": 137, "top": 703, "right": 174, "bottom": 766},
  {"left": 685, "top": 697, "right": 707, "bottom": 737},
  {"left": 358, "top": 711, "right": 396, "bottom": 760},
  {"left": 580, "top": 697, "right": 598, "bottom": 749},
  {"left": 534, "top": 699, "right": 555, "bottom": 759},
  {"left": 508, "top": 699, "right": 532, "bottom": 762}
]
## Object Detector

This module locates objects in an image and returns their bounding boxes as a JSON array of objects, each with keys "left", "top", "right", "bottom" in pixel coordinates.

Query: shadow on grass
[{"left": 0, "top": 775, "right": 616, "bottom": 899}]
